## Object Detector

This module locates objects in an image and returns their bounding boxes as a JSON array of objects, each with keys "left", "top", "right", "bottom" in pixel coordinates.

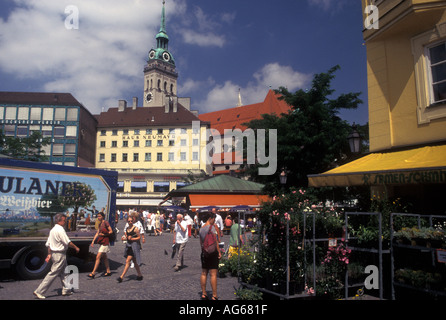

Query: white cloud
[
  {"left": 0, "top": 0, "right": 175, "bottom": 114},
  {"left": 194, "top": 63, "right": 312, "bottom": 113},
  {"left": 176, "top": 5, "right": 234, "bottom": 48},
  {"left": 307, "top": 0, "right": 348, "bottom": 12}
]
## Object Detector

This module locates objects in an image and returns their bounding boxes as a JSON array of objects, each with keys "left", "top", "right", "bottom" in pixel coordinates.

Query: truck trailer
[{"left": 0, "top": 157, "right": 117, "bottom": 279}]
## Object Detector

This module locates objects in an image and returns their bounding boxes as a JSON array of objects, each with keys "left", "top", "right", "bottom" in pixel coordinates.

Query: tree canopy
[{"left": 243, "top": 65, "right": 363, "bottom": 189}]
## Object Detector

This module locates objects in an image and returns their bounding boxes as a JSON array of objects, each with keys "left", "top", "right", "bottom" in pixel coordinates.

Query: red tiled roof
[
  {"left": 0, "top": 91, "right": 83, "bottom": 106},
  {"left": 198, "top": 90, "right": 291, "bottom": 134},
  {"left": 97, "top": 104, "right": 206, "bottom": 128}
]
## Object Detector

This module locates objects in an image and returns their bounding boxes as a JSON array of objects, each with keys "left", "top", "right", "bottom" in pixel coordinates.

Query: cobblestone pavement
[{"left": 0, "top": 230, "right": 241, "bottom": 300}]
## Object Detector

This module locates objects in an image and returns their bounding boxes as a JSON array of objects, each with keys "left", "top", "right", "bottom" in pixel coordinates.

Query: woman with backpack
[{"left": 199, "top": 211, "right": 221, "bottom": 300}]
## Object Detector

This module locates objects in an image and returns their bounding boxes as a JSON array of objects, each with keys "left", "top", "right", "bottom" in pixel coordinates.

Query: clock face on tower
[
  {"left": 149, "top": 50, "right": 156, "bottom": 60},
  {"left": 162, "top": 51, "right": 170, "bottom": 62},
  {"left": 145, "top": 92, "right": 153, "bottom": 103}
]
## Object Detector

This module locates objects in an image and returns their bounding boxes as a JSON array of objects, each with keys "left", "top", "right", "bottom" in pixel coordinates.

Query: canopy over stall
[{"left": 308, "top": 145, "right": 446, "bottom": 187}]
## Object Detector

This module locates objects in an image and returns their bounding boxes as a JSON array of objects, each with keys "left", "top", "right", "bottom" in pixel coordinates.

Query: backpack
[{"left": 202, "top": 225, "right": 217, "bottom": 255}]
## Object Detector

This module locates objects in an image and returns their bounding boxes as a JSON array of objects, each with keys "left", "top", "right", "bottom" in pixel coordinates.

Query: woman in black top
[{"left": 117, "top": 218, "right": 143, "bottom": 282}]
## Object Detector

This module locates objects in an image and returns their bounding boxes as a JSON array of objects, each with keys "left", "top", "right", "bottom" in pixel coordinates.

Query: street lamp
[
  {"left": 279, "top": 169, "right": 287, "bottom": 185},
  {"left": 347, "top": 123, "right": 361, "bottom": 153}
]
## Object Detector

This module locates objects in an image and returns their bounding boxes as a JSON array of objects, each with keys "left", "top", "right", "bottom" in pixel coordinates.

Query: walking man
[
  {"left": 173, "top": 213, "right": 188, "bottom": 271},
  {"left": 33, "top": 213, "right": 80, "bottom": 299}
]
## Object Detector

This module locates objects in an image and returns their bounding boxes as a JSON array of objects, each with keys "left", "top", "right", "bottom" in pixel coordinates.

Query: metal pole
[{"left": 286, "top": 215, "right": 290, "bottom": 297}]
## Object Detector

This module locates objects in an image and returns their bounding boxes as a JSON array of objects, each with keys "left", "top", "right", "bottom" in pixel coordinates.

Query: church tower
[{"left": 143, "top": 1, "right": 178, "bottom": 107}]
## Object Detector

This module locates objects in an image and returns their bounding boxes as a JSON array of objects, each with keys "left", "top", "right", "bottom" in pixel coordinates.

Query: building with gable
[{"left": 198, "top": 89, "right": 291, "bottom": 175}]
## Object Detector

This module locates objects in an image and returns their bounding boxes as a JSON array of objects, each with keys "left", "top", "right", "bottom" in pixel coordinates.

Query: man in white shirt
[
  {"left": 34, "top": 213, "right": 80, "bottom": 299},
  {"left": 212, "top": 208, "right": 224, "bottom": 238},
  {"left": 173, "top": 214, "right": 188, "bottom": 271}
]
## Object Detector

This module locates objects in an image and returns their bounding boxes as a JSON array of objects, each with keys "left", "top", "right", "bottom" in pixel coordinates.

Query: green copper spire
[
  {"left": 148, "top": 0, "right": 175, "bottom": 66},
  {"left": 156, "top": 0, "right": 168, "bottom": 46},
  {"left": 159, "top": 0, "right": 166, "bottom": 34}
]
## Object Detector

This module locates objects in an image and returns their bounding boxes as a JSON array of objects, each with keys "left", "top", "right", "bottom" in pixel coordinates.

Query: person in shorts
[
  {"left": 88, "top": 212, "right": 113, "bottom": 278},
  {"left": 199, "top": 211, "right": 221, "bottom": 300}
]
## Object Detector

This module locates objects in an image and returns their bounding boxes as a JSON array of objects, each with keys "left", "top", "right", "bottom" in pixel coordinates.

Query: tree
[
  {"left": 0, "top": 130, "right": 51, "bottom": 161},
  {"left": 243, "top": 65, "right": 363, "bottom": 189}
]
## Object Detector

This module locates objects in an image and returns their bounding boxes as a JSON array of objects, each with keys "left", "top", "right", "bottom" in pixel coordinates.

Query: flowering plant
[{"left": 321, "top": 240, "right": 351, "bottom": 276}]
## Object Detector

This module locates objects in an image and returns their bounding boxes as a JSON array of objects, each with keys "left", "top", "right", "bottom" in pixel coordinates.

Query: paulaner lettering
[{"left": 0, "top": 176, "right": 84, "bottom": 197}]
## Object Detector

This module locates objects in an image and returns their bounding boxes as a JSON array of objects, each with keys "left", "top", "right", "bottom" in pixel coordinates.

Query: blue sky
[{"left": 0, "top": 0, "right": 368, "bottom": 125}]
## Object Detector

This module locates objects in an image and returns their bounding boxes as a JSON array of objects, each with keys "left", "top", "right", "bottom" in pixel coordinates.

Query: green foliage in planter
[
  {"left": 235, "top": 286, "right": 263, "bottom": 300},
  {"left": 395, "top": 268, "right": 443, "bottom": 290}
]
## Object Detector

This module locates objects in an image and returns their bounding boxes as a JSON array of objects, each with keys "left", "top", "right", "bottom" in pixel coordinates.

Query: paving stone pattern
[{"left": 0, "top": 230, "right": 240, "bottom": 300}]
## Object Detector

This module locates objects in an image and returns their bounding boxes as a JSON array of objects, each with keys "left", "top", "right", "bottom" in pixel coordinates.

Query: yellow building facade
[
  {"left": 95, "top": 103, "right": 210, "bottom": 207},
  {"left": 362, "top": 0, "right": 446, "bottom": 152}
]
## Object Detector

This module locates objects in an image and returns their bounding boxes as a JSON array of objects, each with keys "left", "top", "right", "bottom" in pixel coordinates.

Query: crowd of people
[{"left": 33, "top": 206, "right": 255, "bottom": 300}]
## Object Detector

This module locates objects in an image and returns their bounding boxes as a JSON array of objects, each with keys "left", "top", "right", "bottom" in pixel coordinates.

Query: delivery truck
[{"left": 0, "top": 157, "right": 117, "bottom": 279}]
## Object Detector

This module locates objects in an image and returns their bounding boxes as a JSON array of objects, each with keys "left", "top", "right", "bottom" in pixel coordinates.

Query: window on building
[
  {"left": 30, "top": 107, "right": 41, "bottom": 120},
  {"left": 66, "top": 126, "right": 77, "bottom": 138},
  {"left": 112, "top": 129, "right": 118, "bottom": 135},
  {"left": 157, "top": 140, "right": 163, "bottom": 146},
  {"left": 54, "top": 108, "right": 66, "bottom": 121},
  {"left": 117, "top": 181, "right": 124, "bottom": 192},
  {"left": 122, "top": 153, "right": 128, "bottom": 162},
  {"left": 123, "top": 129, "right": 129, "bottom": 135},
  {"left": 66, "top": 108, "right": 78, "bottom": 121},
  {"left": 412, "top": 23, "right": 446, "bottom": 124},
  {"left": 180, "top": 139, "right": 187, "bottom": 146},
  {"left": 5, "top": 107, "right": 17, "bottom": 120},
  {"left": 134, "top": 129, "right": 140, "bottom": 135},
  {"left": 123, "top": 140, "right": 128, "bottom": 147},
  {"left": 181, "top": 128, "right": 187, "bottom": 134},
  {"left": 192, "top": 152, "right": 199, "bottom": 161},
  {"left": 99, "top": 154, "right": 105, "bottom": 162},
  {"left": 16, "top": 126, "right": 28, "bottom": 137},
  {"left": 157, "top": 129, "right": 163, "bottom": 134},
  {"left": 169, "top": 140, "right": 175, "bottom": 146},
  {"left": 53, "top": 126, "right": 65, "bottom": 138},
  {"left": 133, "top": 153, "right": 139, "bottom": 162},
  {"left": 157, "top": 152, "right": 163, "bottom": 161},
  {"left": 17, "top": 107, "right": 29, "bottom": 120},
  {"left": 100, "top": 141, "right": 105, "bottom": 148},
  {"left": 145, "top": 140, "right": 152, "bottom": 147},
  {"left": 153, "top": 181, "right": 169, "bottom": 193},
  {"left": 169, "top": 128, "right": 175, "bottom": 134},
  {"left": 131, "top": 181, "right": 147, "bottom": 193},
  {"left": 168, "top": 152, "right": 174, "bottom": 161},
  {"left": 134, "top": 140, "right": 140, "bottom": 147},
  {"left": 4, "top": 125, "right": 14, "bottom": 136},
  {"left": 53, "top": 144, "right": 64, "bottom": 156},
  {"left": 111, "top": 153, "right": 117, "bottom": 162},
  {"left": 100, "top": 130, "right": 106, "bottom": 136},
  {"left": 42, "top": 126, "right": 52, "bottom": 137},
  {"left": 428, "top": 42, "right": 446, "bottom": 104},
  {"left": 180, "top": 152, "right": 187, "bottom": 161},
  {"left": 193, "top": 139, "right": 199, "bottom": 146},
  {"left": 65, "top": 144, "right": 76, "bottom": 156},
  {"left": 111, "top": 141, "right": 117, "bottom": 148},
  {"left": 42, "top": 108, "right": 53, "bottom": 121},
  {"left": 145, "top": 152, "right": 151, "bottom": 161},
  {"left": 146, "top": 129, "right": 152, "bottom": 135}
]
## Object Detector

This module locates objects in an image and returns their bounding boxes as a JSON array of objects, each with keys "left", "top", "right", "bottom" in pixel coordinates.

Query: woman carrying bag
[{"left": 88, "top": 212, "right": 112, "bottom": 278}]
